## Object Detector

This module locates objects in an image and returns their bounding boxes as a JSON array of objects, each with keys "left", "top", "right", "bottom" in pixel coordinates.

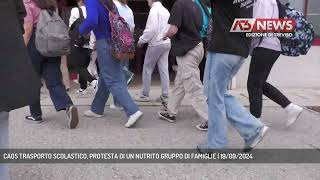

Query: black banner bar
[{"left": 0, "top": 149, "right": 319, "bottom": 163}]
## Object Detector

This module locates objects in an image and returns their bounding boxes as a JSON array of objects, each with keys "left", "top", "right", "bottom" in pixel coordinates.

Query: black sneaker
[
  {"left": 25, "top": 116, "right": 43, "bottom": 123},
  {"left": 66, "top": 105, "right": 79, "bottom": 129},
  {"left": 127, "top": 72, "right": 134, "bottom": 85},
  {"left": 158, "top": 111, "right": 176, "bottom": 123},
  {"left": 196, "top": 121, "right": 208, "bottom": 131}
]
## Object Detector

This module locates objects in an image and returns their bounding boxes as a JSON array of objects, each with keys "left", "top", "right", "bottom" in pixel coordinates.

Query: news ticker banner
[{"left": 0, "top": 149, "right": 319, "bottom": 163}]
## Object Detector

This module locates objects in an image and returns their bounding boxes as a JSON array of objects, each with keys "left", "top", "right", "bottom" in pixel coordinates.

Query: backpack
[
  {"left": 276, "top": 0, "right": 315, "bottom": 57},
  {"left": 36, "top": 10, "right": 71, "bottom": 57},
  {"left": 197, "top": 0, "right": 212, "bottom": 42},
  {"left": 69, "top": 7, "right": 90, "bottom": 47},
  {"left": 99, "top": 0, "right": 135, "bottom": 60}
]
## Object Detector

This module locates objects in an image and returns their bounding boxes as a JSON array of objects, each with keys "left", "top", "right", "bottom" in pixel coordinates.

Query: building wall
[{"left": 235, "top": 46, "right": 320, "bottom": 89}]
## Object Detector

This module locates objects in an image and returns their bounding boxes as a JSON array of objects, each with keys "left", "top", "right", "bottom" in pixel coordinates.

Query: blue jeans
[
  {"left": 27, "top": 31, "right": 73, "bottom": 117},
  {"left": 204, "top": 52, "right": 263, "bottom": 149},
  {"left": 91, "top": 39, "right": 139, "bottom": 117},
  {"left": 113, "top": 60, "right": 134, "bottom": 107},
  {"left": 0, "top": 112, "right": 9, "bottom": 180}
]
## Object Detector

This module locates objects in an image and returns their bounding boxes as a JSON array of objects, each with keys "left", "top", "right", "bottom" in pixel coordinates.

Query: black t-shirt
[
  {"left": 168, "top": 0, "right": 203, "bottom": 57},
  {"left": 208, "top": 0, "right": 253, "bottom": 58}
]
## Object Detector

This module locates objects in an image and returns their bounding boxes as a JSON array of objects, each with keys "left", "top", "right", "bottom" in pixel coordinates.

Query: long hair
[
  {"left": 33, "top": 0, "right": 57, "bottom": 15},
  {"left": 100, "top": 0, "right": 116, "bottom": 11}
]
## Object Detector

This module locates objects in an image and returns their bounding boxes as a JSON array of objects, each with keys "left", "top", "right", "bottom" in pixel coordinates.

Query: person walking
[
  {"left": 194, "top": 0, "right": 212, "bottom": 131},
  {"left": 60, "top": 5, "right": 74, "bottom": 91},
  {"left": 81, "top": 0, "right": 143, "bottom": 128},
  {"left": 23, "top": 0, "right": 79, "bottom": 129},
  {"left": 247, "top": 0, "right": 303, "bottom": 127},
  {"left": 110, "top": 0, "right": 136, "bottom": 110},
  {"left": 1, "top": 0, "right": 41, "bottom": 179},
  {"left": 198, "top": 0, "right": 268, "bottom": 151},
  {"left": 134, "top": 0, "right": 171, "bottom": 106},
  {"left": 195, "top": 0, "right": 211, "bottom": 83},
  {"left": 69, "top": 0, "right": 98, "bottom": 94},
  {"left": 158, "top": 0, "right": 208, "bottom": 124}
]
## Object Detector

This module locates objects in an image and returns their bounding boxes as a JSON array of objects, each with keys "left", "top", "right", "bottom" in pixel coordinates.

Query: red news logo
[
  {"left": 230, "top": 18, "right": 255, "bottom": 32},
  {"left": 231, "top": 18, "right": 295, "bottom": 33}
]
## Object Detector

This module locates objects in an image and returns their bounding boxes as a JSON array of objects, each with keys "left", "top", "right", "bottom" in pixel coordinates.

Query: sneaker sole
[
  {"left": 196, "top": 124, "right": 208, "bottom": 131},
  {"left": 24, "top": 119, "right": 43, "bottom": 124},
  {"left": 286, "top": 108, "right": 303, "bottom": 127},
  {"left": 69, "top": 106, "right": 79, "bottom": 129},
  {"left": 125, "top": 113, "right": 143, "bottom": 128},
  {"left": 134, "top": 99, "right": 150, "bottom": 102},
  {"left": 250, "top": 126, "right": 269, "bottom": 149},
  {"left": 110, "top": 106, "right": 124, "bottom": 111},
  {"left": 84, "top": 114, "right": 104, "bottom": 118},
  {"left": 158, "top": 112, "right": 175, "bottom": 123},
  {"left": 84, "top": 111, "right": 104, "bottom": 118}
]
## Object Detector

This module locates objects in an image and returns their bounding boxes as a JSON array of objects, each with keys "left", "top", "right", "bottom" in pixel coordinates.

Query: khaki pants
[
  {"left": 168, "top": 43, "right": 208, "bottom": 120},
  {"left": 60, "top": 56, "right": 70, "bottom": 89}
]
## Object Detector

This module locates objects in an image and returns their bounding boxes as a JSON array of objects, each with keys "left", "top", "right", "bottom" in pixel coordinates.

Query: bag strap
[
  {"left": 78, "top": 7, "right": 84, "bottom": 19},
  {"left": 198, "top": 0, "right": 210, "bottom": 18}
]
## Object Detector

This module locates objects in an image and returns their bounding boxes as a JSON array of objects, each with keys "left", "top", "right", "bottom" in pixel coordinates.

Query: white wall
[{"left": 235, "top": 46, "right": 320, "bottom": 89}]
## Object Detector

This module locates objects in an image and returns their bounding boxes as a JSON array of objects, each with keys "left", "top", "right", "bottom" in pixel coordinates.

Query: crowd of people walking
[
  {"left": 3, "top": 0, "right": 307, "bottom": 157},
  {"left": 3, "top": 0, "right": 316, "bottom": 179}
]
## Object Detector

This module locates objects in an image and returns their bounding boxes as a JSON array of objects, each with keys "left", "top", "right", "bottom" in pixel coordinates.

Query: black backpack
[{"left": 69, "top": 7, "right": 90, "bottom": 47}]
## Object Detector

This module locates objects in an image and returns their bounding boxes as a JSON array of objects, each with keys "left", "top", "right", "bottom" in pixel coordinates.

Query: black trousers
[
  {"left": 69, "top": 47, "right": 96, "bottom": 90},
  {"left": 199, "top": 38, "right": 207, "bottom": 82},
  {"left": 247, "top": 47, "right": 291, "bottom": 118}
]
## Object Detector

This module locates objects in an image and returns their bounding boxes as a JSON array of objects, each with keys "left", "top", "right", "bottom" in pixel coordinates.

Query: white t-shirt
[
  {"left": 69, "top": 6, "right": 96, "bottom": 49},
  {"left": 113, "top": 0, "right": 135, "bottom": 32}
]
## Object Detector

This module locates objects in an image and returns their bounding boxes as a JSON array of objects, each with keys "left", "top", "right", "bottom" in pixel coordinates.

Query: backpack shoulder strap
[
  {"left": 78, "top": 7, "right": 84, "bottom": 19},
  {"left": 198, "top": 0, "right": 210, "bottom": 17}
]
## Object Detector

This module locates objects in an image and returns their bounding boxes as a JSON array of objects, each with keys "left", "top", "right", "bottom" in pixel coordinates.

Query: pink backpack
[{"left": 100, "top": 1, "right": 135, "bottom": 60}]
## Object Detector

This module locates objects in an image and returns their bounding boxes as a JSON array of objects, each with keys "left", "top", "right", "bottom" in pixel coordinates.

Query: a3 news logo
[{"left": 230, "top": 18, "right": 295, "bottom": 37}]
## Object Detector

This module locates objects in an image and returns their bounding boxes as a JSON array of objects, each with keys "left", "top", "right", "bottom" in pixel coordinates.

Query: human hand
[{"left": 137, "top": 42, "right": 143, "bottom": 48}]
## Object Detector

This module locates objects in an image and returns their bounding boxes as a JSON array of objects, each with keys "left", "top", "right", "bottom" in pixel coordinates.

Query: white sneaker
[
  {"left": 249, "top": 126, "right": 269, "bottom": 149},
  {"left": 110, "top": 104, "right": 124, "bottom": 111},
  {"left": 76, "top": 88, "right": 87, "bottom": 95},
  {"left": 286, "top": 104, "right": 303, "bottom": 127},
  {"left": 91, "top": 79, "right": 98, "bottom": 92},
  {"left": 134, "top": 94, "right": 150, "bottom": 102},
  {"left": 84, "top": 110, "right": 104, "bottom": 118},
  {"left": 125, "top": 111, "right": 143, "bottom": 128}
]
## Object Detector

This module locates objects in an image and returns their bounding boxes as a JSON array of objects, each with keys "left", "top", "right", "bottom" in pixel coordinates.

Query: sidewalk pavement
[
  {"left": 40, "top": 86, "right": 320, "bottom": 107},
  {"left": 8, "top": 86, "right": 320, "bottom": 180}
]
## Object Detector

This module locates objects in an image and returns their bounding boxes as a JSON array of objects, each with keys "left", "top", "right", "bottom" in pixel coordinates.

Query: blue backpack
[{"left": 276, "top": 0, "right": 315, "bottom": 57}]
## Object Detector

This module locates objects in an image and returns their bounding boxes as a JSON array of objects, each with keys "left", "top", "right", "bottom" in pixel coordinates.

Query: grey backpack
[{"left": 35, "top": 10, "right": 71, "bottom": 57}]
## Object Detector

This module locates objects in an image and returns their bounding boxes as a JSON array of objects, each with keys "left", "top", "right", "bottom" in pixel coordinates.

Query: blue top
[
  {"left": 195, "top": 0, "right": 212, "bottom": 38},
  {"left": 79, "top": 0, "right": 111, "bottom": 40}
]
